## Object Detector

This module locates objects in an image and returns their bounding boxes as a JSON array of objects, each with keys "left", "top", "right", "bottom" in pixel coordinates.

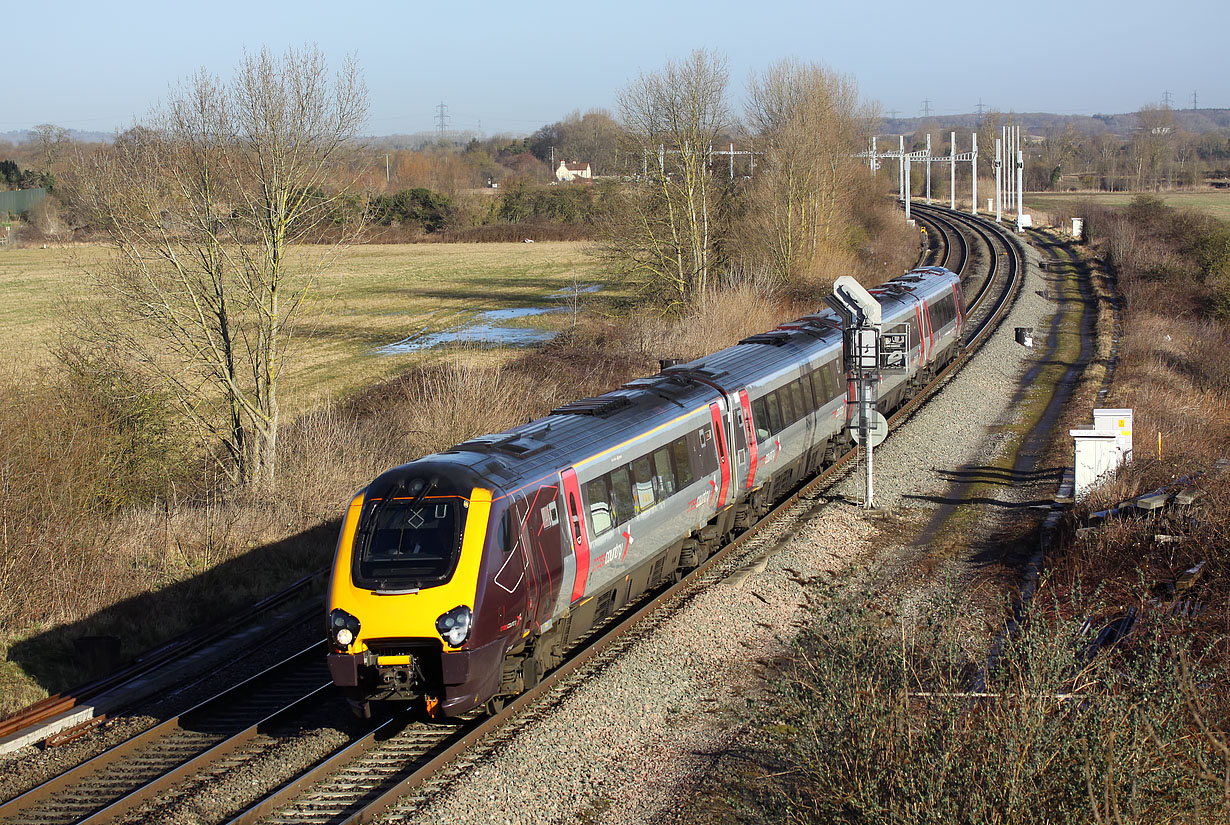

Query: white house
[{"left": 555, "top": 161, "right": 592, "bottom": 182}]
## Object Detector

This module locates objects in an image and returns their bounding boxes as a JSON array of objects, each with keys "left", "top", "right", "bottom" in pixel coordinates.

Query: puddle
[
  {"left": 377, "top": 306, "right": 562, "bottom": 353},
  {"left": 376, "top": 286, "right": 602, "bottom": 354}
]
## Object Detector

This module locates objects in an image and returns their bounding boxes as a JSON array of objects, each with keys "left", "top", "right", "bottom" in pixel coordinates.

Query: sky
[{"left": 4, "top": 0, "right": 1228, "bottom": 137}]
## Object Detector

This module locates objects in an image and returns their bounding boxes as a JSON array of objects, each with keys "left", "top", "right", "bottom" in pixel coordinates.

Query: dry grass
[
  {"left": 0, "top": 274, "right": 806, "bottom": 714},
  {"left": 716, "top": 586, "right": 1229, "bottom": 825},
  {"left": 0, "top": 241, "right": 614, "bottom": 412},
  {"left": 1040, "top": 199, "right": 1230, "bottom": 713},
  {"left": 1026, "top": 191, "right": 1230, "bottom": 226}
]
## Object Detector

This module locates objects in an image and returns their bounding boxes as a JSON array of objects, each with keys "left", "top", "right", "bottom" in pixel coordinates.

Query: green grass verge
[
  {"left": 0, "top": 241, "right": 619, "bottom": 407},
  {"left": 1025, "top": 191, "right": 1230, "bottom": 223}
]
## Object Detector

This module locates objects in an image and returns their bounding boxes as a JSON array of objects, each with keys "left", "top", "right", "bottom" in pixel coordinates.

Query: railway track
[
  {"left": 0, "top": 205, "right": 1026, "bottom": 825},
  {"left": 0, "top": 645, "right": 332, "bottom": 825},
  {"left": 0, "top": 571, "right": 326, "bottom": 751},
  {"left": 217, "top": 205, "right": 1025, "bottom": 825}
]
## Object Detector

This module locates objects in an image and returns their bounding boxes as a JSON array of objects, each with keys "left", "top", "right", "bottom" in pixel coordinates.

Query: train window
[
  {"left": 933, "top": 294, "right": 955, "bottom": 329},
  {"left": 751, "top": 397, "right": 767, "bottom": 441},
  {"left": 497, "top": 512, "right": 512, "bottom": 553},
  {"left": 608, "top": 466, "right": 634, "bottom": 526},
  {"left": 763, "top": 393, "right": 782, "bottom": 437},
  {"left": 825, "top": 360, "right": 842, "bottom": 399},
  {"left": 776, "top": 387, "right": 795, "bottom": 427},
  {"left": 791, "top": 379, "right": 808, "bottom": 422},
  {"left": 809, "top": 369, "right": 825, "bottom": 407},
  {"left": 672, "top": 437, "right": 695, "bottom": 487},
  {"left": 632, "top": 455, "right": 656, "bottom": 514},
  {"left": 353, "top": 485, "right": 469, "bottom": 590},
  {"left": 586, "top": 477, "right": 613, "bottom": 536},
  {"left": 652, "top": 447, "right": 676, "bottom": 498}
]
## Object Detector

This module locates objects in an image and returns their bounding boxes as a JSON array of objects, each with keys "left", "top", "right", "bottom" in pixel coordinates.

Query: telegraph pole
[{"left": 1016, "top": 143, "right": 1025, "bottom": 224}]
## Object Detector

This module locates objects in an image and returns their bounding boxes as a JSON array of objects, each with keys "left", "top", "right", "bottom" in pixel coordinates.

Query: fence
[{"left": 0, "top": 188, "right": 47, "bottom": 216}]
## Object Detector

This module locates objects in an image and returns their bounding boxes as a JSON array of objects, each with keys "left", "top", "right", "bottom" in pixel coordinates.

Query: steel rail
[
  {"left": 0, "top": 569, "right": 328, "bottom": 744},
  {"left": 0, "top": 642, "right": 329, "bottom": 823},
  {"left": 6, "top": 206, "right": 1023, "bottom": 825},
  {"left": 223, "top": 208, "right": 1025, "bottom": 825}
]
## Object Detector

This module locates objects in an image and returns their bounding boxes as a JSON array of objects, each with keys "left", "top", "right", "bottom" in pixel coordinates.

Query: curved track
[
  {"left": 223, "top": 204, "right": 1026, "bottom": 825},
  {"left": 0, "top": 204, "right": 1026, "bottom": 825}
]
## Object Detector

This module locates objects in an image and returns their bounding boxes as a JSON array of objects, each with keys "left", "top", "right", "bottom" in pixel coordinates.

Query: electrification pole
[
  {"left": 949, "top": 131, "right": 956, "bottom": 210},
  {"left": 898, "top": 135, "right": 905, "bottom": 202},
  {"left": 994, "top": 137, "right": 1003, "bottom": 223},
  {"left": 970, "top": 132, "right": 978, "bottom": 216}
]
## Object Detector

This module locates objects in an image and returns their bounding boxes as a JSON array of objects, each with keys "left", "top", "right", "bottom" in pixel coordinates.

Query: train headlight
[
  {"left": 435, "top": 606, "right": 472, "bottom": 647},
  {"left": 329, "top": 608, "right": 360, "bottom": 650}
]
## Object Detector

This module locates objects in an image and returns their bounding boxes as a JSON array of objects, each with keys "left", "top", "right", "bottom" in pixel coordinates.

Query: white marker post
[{"left": 827, "top": 277, "right": 883, "bottom": 509}]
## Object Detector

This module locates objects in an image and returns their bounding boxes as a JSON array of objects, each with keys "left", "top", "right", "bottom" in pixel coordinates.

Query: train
[{"left": 325, "top": 266, "right": 965, "bottom": 719}]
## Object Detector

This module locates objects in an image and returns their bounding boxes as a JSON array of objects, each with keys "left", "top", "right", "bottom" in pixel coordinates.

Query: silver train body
[{"left": 325, "top": 266, "right": 964, "bottom": 717}]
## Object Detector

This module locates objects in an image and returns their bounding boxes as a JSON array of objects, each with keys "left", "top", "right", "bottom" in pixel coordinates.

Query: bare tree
[
  {"left": 68, "top": 46, "right": 368, "bottom": 487},
  {"left": 741, "top": 59, "right": 871, "bottom": 282},
  {"left": 609, "top": 49, "right": 730, "bottom": 308},
  {"left": 31, "top": 123, "right": 69, "bottom": 174},
  {"left": 1132, "top": 104, "right": 1176, "bottom": 190},
  {"left": 556, "top": 109, "right": 622, "bottom": 174}
]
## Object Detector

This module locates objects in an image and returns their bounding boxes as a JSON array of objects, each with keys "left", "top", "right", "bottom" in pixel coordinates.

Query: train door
[
  {"left": 560, "top": 468, "right": 591, "bottom": 604},
  {"left": 707, "top": 402, "right": 731, "bottom": 509},
  {"left": 501, "top": 491, "right": 540, "bottom": 629},
  {"left": 522, "top": 483, "right": 569, "bottom": 620},
  {"left": 912, "top": 302, "right": 929, "bottom": 366},
  {"left": 737, "top": 389, "right": 759, "bottom": 490}
]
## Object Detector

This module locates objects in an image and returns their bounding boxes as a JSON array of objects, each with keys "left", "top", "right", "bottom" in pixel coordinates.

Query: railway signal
[{"left": 826, "top": 276, "right": 883, "bottom": 508}]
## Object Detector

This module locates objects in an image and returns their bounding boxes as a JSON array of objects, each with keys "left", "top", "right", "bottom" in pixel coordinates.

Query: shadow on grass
[{"left": 6, "top": 519, "right": 340, "bottom": 699}]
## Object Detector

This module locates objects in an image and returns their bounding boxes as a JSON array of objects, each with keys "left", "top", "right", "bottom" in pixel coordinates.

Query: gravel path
[{"left": 380, "top": 237, "right": 1068, "bottom": 825}]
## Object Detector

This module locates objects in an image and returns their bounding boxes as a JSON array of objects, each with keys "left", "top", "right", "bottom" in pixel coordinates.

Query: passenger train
[{"left": 326, "top": 266, "right": 964, "bottom": 718}]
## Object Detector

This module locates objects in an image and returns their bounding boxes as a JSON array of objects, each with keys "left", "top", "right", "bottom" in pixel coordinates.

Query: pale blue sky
[{"left": 5, "top": 0, "right": 1226, "bottom": 135}]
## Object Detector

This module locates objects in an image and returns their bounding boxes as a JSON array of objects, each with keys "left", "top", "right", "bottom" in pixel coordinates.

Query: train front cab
[{"left": 325, "top": 464, "right": 522, "bottom": 719}]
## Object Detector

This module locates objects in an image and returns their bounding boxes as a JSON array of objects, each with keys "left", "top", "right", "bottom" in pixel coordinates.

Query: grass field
[
  {"left": 1024, "top": 190, "right": 1230, "bottom": 223},
  {"left": 0, "top": 241, "right": 614, "bottom": 408}
]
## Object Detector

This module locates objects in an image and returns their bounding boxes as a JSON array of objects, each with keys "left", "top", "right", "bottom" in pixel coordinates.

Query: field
[
  {"left": 0, "top": 241, "right": 613, "bottom": 408},
  {"left": 1024, "top": 190, "right": 1230, "bottom": 223}
]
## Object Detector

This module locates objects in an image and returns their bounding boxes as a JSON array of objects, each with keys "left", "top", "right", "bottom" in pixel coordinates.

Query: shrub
[
  {"left": 732, "top": 588, "right": 1228, "bottom": 824},
  {"left": 369, "top": 187, "right": 453, "bottom": 233}
]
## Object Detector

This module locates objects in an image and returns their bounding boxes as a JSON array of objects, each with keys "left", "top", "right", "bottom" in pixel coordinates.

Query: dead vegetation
[
  {"left": 698, "top": 197, "right": 1230, "bottom": 824},
  {"left": 0, "top": 273, "right": 842, "bottom": 714}
]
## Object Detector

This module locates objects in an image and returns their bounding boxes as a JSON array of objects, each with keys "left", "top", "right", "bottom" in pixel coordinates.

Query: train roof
[
  {"left": 431, "top": 372, "right": 721, "bottom": 494},
  {"left": 395, "top": 267, "right": 960, "bottom": 496}
]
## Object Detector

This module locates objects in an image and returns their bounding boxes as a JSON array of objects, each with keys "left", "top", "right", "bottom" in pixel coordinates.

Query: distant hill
[
  {"left": 0, "top": 128, "right": 113, "bottom": 145},
  {"left": 879, "top": 109, "right": 1230, "bottom": 137}
]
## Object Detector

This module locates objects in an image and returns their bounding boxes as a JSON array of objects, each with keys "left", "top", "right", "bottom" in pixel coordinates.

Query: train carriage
[{"left": 325, "top": 266, "right": 965, "bottom": 718}]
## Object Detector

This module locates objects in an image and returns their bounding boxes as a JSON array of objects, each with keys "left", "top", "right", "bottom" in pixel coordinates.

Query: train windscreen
[{"left": 352, "top": 477, "right": 469, "bottom": 590}]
